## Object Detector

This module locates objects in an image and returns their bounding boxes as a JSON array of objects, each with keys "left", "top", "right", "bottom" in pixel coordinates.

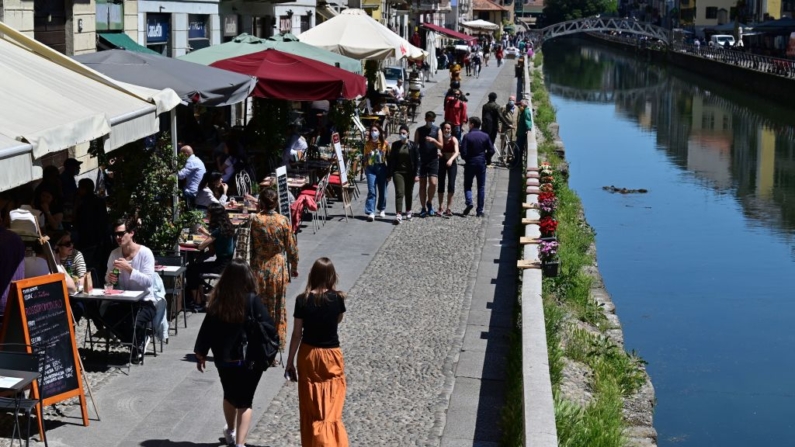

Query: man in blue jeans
[{"left": 460, "top": 117, "right": 494, "bottom": 217}]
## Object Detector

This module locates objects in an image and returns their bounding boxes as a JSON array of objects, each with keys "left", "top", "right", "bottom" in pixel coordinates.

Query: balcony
[{"left": 416, "top": 0, "right": 453, "bottom": 12}]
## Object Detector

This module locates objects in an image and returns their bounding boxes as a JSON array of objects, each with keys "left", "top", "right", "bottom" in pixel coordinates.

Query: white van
[{"left": 710, "top": 34, "right": 736, "bottom": 48}]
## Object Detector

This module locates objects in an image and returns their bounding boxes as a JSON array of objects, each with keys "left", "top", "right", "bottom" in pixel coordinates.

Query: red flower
[
  {"left": 540, "top": 216, "right": 558, "bottom": 235},
  {"left": 538, "top": 192, "right": 556, "bottom": 202},
  {"left": 540, "top": 176, "right": 554, "bottom": 184}
]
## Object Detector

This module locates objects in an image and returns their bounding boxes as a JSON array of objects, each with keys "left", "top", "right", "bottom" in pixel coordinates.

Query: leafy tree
[
  {"left": 543, "top": 0, "right": 618, "bottom": 26},
  {"left": 104, "top": 134, "right": 202, "bottom": 254}
]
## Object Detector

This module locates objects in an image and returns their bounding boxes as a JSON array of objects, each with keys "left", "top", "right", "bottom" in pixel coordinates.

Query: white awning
[{"left": 0, "top": 22, "right": 180, "bottom": 191}]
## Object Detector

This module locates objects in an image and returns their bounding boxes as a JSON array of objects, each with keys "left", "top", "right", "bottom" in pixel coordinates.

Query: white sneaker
[
  {"left": 395, "top": 213, "right": 402, "bottom": 224},
  {"left": 367, "top": 213, "right": 375, "bottom": 222},
  {"left": 223, "top": 425, "right": 236, "bottom": 445},
  {"left": 378, "top": 210, "right": 386, "bottom": 219},
  {"left": 406, "top": 211, "right": 413, "bottom": 221}
]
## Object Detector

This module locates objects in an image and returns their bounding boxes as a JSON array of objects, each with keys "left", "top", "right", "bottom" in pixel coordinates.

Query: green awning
[{"left": 99, "top": 33, "right": 161, "bottom": 55}]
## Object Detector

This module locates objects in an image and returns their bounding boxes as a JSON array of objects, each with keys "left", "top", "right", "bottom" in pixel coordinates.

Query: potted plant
[
  {"left": 539, "top": 215, "right": 558, "bottom": 237},
  {"left": 538, "top": 239, "right": 560, "bottom": 277},
  {"left": 538, "top": 192, "right": 557, "bottom": 217},
  {"left": 539, "top": 183, "right": 554, "bottom": 193},
  {"left": 540, "top": 161, "right": 554, "bottom": 177}
]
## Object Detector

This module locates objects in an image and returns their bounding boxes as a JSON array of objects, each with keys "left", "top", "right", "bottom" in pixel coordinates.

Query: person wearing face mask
[
  {"left": 499, "top": 95, "right": 518, "bottom": 165},
  {"left": 363, "top": 124, "right": 390, "bottom": 221},
  {"left": 437, "top": 121, "right": 460, "bottom": 217},
  {"left": 387, "top": 125, "right": 420, "bottom": 224},
  {"left": 460, "top": 117, "right": 494, "bottom": 217},
  {"left": 413, "top": 111, "right": 443, "bottom": 217},
  {"left": 444, "top": 90, "right": 468, "bottom": 143}
]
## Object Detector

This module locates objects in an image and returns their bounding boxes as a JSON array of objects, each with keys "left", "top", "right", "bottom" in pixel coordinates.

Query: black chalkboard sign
[
  {"left": 275, "top": 166, "right": 290, "bottom": 219},
  {"left": 0, "top": 273, "right": 88, "bottom": 429}
]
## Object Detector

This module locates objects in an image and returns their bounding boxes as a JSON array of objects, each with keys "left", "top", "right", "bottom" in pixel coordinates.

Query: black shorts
[
  {"left": 218, "top": 365, "right": 264, "bottom": 408},
  {"left": 419, "top": 159, "right": 439, "bottom": 178}
]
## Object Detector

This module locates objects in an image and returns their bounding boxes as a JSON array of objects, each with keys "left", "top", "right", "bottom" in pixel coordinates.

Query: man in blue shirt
[
  {"left": 178, "top": 145, "right": 206, "bottom": 200},
  {"left": 460, "top": 117, "right": 494, "bottom": 217}
]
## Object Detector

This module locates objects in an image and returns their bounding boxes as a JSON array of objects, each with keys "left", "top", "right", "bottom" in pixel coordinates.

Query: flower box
[{"left": 541, "top": 260, "right": 560, "bottom": 277}]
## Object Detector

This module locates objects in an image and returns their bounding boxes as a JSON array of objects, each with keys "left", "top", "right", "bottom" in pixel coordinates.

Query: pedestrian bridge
[
  {"left": 546, "top": 82, "right": 669, "bottom": 103},
  {"left": 530, "top": 17, "right": 671, "bottom": 46}
]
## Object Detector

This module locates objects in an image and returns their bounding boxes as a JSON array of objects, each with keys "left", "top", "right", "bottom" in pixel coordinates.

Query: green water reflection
[{"left": 543, "top": 39, "right": 795, "bottom": 447}]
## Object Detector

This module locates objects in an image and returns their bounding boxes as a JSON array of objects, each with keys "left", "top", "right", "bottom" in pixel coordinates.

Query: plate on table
[{"left": 104, "top": 289, "right": 124, "bottom": 296}]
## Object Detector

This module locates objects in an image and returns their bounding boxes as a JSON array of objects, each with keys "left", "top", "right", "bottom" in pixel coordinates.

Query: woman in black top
[
  {"left": 194, "top": 259, "right": 276, "bottom": 447},
  {"left": 387, "top": 124, "right": 421, "bottom": 224},
  {"left": 286, "top": 257, "right": 349, "bottom": 447}
]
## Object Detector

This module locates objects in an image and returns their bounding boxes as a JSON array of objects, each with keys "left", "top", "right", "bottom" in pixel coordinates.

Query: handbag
[{"left": 243, "top": 294, "right": 280, "bottom": 370}]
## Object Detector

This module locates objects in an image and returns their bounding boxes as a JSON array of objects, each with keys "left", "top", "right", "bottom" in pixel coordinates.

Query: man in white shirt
[
  {"left": 283, "top": 125, "right": 308, "bottom": 167},
  {"left": 391, "top": 78, "right": 405, "bottom": 101},
  {"left": 178, "top": 146, "right": 206, "bottom": 200}
]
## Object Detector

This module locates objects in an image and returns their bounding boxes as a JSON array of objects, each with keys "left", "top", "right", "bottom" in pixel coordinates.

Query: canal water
[{"left": 542, "top": 39, "right": 795, "bottom": 447}]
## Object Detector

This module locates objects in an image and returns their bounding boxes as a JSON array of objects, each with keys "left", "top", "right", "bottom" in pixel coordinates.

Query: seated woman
[
  {"left": 195, "top": 172, "right": 229, "bottom": 210},
  {"left": 24, "top": 239, "right": 76, "bottom": 293},
  {"left": 52, "top": 230, "right": 99, "bottom": 324},
  {"left": 186, "top": 203, "right": 236, "bottom": 311}
]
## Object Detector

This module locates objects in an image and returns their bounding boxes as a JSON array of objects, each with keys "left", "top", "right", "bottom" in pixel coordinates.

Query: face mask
[
  {"left": 371, "top": 131, "right": 379, "bottom": 140},
  {"left": 443, "top": 131, "right": 451, "bottom": 138},
  {"left": 399, "top": 134, "right": 408, "bottom": 140},
  {"left": 508, "top": 101, "right": 515, "bottom": 107}
]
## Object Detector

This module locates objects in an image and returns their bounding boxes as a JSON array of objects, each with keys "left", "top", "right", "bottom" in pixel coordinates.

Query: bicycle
[{"left": 499, "top": 131, "right": 520, "bottom": 169}]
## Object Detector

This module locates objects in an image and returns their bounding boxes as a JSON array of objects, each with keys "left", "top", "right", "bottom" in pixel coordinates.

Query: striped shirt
[{"left": 62, "top": 251, "right": 86, "bottom": 278}]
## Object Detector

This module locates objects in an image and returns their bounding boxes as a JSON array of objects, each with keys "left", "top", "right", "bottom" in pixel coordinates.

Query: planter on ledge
[{"left": 541, "top": 260, "right": 560, "bottom": 277}]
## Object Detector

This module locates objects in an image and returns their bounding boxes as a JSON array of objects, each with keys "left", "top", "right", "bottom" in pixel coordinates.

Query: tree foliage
[{"left": 543, "top": 0, "right": 618, "bottom": 26}]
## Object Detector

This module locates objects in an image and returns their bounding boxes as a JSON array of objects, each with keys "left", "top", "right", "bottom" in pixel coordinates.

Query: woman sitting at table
[
  {"left": 186, "top": 203, "right": 235, "bottom": 311},
  {"left": 195, "top": 172, "right": 229, "bottom": 210},
  {"left": 250, "top": 189, "right": 298, "bottom": 353},
  {"left": 102, "top": 218, "right": 159, "bottom": 363},
  {"left": 51, "top": 230, "right": 89, "bottom": 316}
]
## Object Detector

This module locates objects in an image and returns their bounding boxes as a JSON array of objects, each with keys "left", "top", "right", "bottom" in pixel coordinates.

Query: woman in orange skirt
[{"left": 286, "top": 257, "right": 348, "bottom": 447}]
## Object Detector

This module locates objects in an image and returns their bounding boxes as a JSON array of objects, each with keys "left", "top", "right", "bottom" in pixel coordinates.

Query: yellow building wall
[{"left": 766, "top": 0, "right": 782, "bottom": 18}]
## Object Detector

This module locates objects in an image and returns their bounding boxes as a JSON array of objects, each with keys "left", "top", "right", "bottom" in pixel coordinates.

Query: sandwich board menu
[
  {"left": 275, "top": 165, "right": 290, "bottom": 219},
  {"left": 0, "top": 273, "right": 89, "bottom": 436}
]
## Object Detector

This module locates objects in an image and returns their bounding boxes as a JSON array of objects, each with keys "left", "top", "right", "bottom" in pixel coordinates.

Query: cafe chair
[
  {"left": 235, "top": 170, "right": 253, "bottom": 197},
  {"left": 0, "top": 348, "right": 48, "bottom": 447},
  {"left": 328, "top": 157, "right": 360, "bottom": 200},
  {"left": 141, "top": 298, "right": 168, "bottom": 364},
  {"left": 155, "top": 255, "right": 188, "bottom": 333},
  {"left": 298, "top": 174, "right": 329, "bottom": 233}
]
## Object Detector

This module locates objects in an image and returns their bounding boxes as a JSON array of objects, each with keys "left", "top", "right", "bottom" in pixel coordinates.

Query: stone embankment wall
[{"left": 544, "top": 123, "right": 657, "bottom": 447}]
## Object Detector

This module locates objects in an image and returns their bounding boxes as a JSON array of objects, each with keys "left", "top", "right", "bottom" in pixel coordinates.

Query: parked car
[
  {"left": 383, "top": 66, "right": 406, "bottom": 93},
  {"left": 504, "top": 47, "right": 520, "bottom": 58},
  {"left": 710, "top": 34, "right": 735, "bottom": 48}
]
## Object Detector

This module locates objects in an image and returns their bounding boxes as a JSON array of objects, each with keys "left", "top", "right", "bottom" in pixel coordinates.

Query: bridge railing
[{"left": 672, "top": 43, "right": 795, "bottom": 79}]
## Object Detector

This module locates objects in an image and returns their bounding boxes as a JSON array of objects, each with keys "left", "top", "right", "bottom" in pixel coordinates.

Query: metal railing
[
  {"left": 672, "top": 43, "right": 795, "bottom": 79},
  {"left": 589, "top": 32, "right": 795, "bottom": 79}
]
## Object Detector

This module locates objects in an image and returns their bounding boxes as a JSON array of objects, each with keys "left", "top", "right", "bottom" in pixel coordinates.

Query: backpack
[{"left": 243, "top": 294, "right": 280, "bottom": 370}]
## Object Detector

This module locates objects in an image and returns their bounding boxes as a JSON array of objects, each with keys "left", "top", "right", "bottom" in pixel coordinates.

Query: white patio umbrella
[
  {"left": 298, "top": 8, "right": 426, "bottom": 61},
  {"left": 425, "top": 31, "right": 437, "bottom": 75},
  {"left": 461, "top": 19, "right": 500, "bottom": 32}
]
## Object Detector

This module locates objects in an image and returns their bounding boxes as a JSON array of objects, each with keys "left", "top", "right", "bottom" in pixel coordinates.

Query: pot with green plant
[{"left": 538, "top": 239, "right": 559, "bottom": 277}]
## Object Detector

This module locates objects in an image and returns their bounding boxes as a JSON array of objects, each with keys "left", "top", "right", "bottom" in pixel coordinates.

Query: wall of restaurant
[{"left": 137, "top": 0, "right": 220, "bottom": 57}]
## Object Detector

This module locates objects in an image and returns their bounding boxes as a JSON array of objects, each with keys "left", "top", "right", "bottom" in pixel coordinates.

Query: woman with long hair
[
  {"left": 286, "top": 257, "right": 348, "bottom": 447},
  {"left": 387, "top": 124, "right": 420, "bottom": 224},
  {"left": 363, "top": 123, "right": 390, "bottom": 221},
  {"left": 195, "top": 172, "right": 229, "bottom": 209},
  {"left": 194, "top": 259, "right": 276, "bottom": 447},
  {"left": 250, "top": 189, "right": 298, "bottom": 352},
  {"left": 437, "top": 121, "right": 460, "bottom": 217},
  {"left": 186, "top": 203, "right": 236, "bottom": 311}
]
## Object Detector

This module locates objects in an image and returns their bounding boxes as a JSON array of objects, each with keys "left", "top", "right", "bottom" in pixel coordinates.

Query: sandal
[{"left": 445, "top": 209, "right": 453, "bottom": 217}]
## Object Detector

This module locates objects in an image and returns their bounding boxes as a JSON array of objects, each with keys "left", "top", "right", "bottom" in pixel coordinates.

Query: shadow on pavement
[{"left": 474, "top": 164, "right": 524, "bottom": 441}]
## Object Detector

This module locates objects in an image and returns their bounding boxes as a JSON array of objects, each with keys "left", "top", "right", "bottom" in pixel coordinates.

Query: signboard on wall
[
  {"left": 188, "top": 15, "right": 207, "bottom": 39},
  {"left": 146, "top": 13, "right": 170, "bottom": 44},
  {"left": 224, "top": 16, "right": 238, "bottom": 37}
]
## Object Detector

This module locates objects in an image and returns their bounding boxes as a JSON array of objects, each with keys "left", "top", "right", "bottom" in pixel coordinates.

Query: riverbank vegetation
[{"left": 500, "top": 53, "right": 651, "bottom": 447}]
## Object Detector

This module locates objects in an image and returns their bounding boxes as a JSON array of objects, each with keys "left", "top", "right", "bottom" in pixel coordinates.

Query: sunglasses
[
  {"left": 113, "top": 231, "right": 128, "bottom": 238},
  {"left": 58, "top": 240, "right": 73, "bottom": 247}
]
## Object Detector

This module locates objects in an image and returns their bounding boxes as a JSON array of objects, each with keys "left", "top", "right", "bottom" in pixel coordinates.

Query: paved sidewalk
[{"left": 5, "top": 60, "right": 520, "bottom": 447}]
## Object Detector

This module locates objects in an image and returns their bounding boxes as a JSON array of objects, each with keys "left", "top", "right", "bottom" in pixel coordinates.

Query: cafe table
[
  {"left": 259, "top": 175, "right": 309, "bottom": 193},
  {"left": 0, "top": 368, "right": 42, "bottom": 447},
  {"left": 69, "top": 289, "right": 147, "bottom": 371}
]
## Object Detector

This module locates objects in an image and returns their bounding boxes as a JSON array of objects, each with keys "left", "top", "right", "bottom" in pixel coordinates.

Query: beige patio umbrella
[
  {"left": 298, "top": 8, "right": 426, "bottom": 60},
  {"left": 461, "top": 19, "right": 500, "bottom": 32}
]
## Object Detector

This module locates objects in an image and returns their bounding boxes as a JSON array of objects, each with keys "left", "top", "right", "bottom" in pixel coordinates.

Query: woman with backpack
[
  {"left": 285, "top": 257, "right": 349, "bottom": 447},
  {"left": 194, "top": 258, "right": 278, "bottom": 447}
]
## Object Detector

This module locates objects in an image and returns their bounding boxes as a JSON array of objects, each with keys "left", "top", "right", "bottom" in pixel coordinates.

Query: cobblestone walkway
[{"left": 249, "top": 61, "right": 516, "bottom": 447}]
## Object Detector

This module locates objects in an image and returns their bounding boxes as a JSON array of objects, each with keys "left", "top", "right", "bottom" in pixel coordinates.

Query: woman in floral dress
[{"left": 250, "top": 188, "right": 299, "bottom": 350}]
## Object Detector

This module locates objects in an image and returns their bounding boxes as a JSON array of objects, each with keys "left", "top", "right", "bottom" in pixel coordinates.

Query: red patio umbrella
[{"left": 211, "top": 48, "right": 366, "bottom": 101}]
